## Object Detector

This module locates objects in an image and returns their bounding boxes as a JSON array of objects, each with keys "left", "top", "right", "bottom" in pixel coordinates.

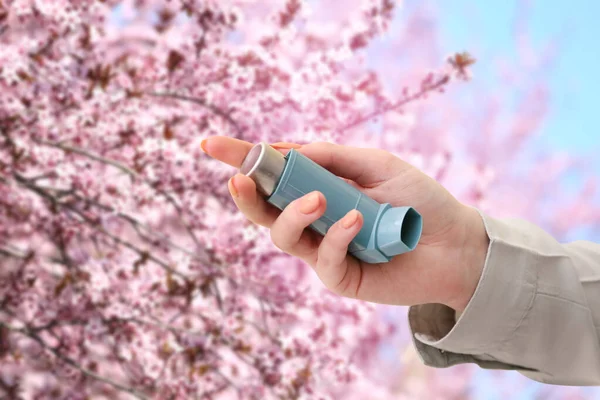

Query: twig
[
  {"left": 36, "top": 140, "right": 138, "bottom": 177},
  {"left": 195, "top": 27, "right": 207, "bottom": 60},
  {"left": 12, "top": 173, "right": 188, "bottom": 278},
  {"left": 258, "top": 299, "right": 272, "bottom": 339},
  {"left": 67, "top": 190, "right": 212, "bottom": 264},
  {"left": 27, "top": 182, "right": 203, "bottom": 260},
  {"left": 210, "top": 370, "right": 240, "bottom": 399},
  {"left": 0, "top": 245, "right": 30, "bottom": 260},
  {"left": 337, "top": 74, "right": 450, "bottom": 133},
  {"left": 11, "top": 175, "right": 227, "bottom": 318},
  {"left": 1, "top": 322, "right": 149, "bottom": 400},
  {"left": 30, "top": 318, "right": 89, "bottom": 333},
  {"left": 148, "top": 92, "right": 243, "bottom": 136},
  {"left": 67, "top": 203, "right": 187, "bottom": 278},
  {"left": 35, "top": 139, "right": 201, "bottom": 249}
]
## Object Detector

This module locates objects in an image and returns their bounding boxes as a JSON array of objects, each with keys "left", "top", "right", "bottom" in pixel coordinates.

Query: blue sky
[{"left": 435, "top": 0, "right": 600, "bottom": 154}]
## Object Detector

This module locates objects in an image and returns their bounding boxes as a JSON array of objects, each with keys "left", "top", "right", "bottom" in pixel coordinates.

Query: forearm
[{"left": 410, "top": 211, "right": 600, "bottom": 385}]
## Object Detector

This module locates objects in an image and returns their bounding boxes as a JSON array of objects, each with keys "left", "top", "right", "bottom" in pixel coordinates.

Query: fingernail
[
  {"left": 200, "top": 139, "right": 208, "bottom": 153},
  {"left": 228, "top": 176, "right": 239, "bottom": 198},
  {"left": 341, "top": 210, "right": 360, "bottom": 229},
  {"left": 299, "top": 192, "right": 320, "bottom": 214},
  {"left": 271, "top": 142, "right": 302, "bottom": 150}
]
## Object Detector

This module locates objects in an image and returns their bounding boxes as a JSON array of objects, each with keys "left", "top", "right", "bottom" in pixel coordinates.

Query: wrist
[{"left": 445, "top": 205, "right": 489, "bottom": 312}]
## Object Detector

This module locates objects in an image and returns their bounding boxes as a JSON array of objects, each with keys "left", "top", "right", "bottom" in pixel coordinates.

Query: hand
[{"left": 202, "top": 137, "right": 489, "bottom": 312}]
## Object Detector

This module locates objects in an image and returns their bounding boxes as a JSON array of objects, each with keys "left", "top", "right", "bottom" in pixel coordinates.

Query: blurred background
[{"left": 2, "top": 0, "right": 599, "bottom": 398}]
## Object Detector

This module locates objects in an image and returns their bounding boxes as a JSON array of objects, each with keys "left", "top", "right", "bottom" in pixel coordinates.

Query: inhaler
[{"left": 239, "top": 143, "right": 423, "bottom": 264}]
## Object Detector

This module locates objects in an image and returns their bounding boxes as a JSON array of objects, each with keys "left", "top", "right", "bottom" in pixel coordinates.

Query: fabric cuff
[{"left": 409, "top": 211, "right": 537, "bottom": 363}]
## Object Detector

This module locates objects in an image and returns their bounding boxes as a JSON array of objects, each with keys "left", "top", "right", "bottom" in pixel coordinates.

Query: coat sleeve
[{"left": 408, "top": 211, "right": 600, "bottom": 385}]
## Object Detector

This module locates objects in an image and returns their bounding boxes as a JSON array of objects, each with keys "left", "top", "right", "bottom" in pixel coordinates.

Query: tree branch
[
  {"left": 36, "top": 140, "right": 138, "bottom": 177},
  {"left": 0, "top": 245, "right": 31, "bottom": 260},
  {"left": 12, "top": 173, "right": 188, "bottom": 278},
  {"left": 0, "top": 322, "right": 149, "bottom": 400},
  {"left": 35, "top": 139, "right": 202, "bottom": 249},
  {"left": 10, "top": 174, "right": 229, "bottom": 318},
  {"left": 67, "top": 190, "right": 213, "bottom": 265},
  {"left": 337, "top": 74, "right": 451, "bottom": 133},
  {"left": 148, "top": 92, "right": 243, "bottom": 136}
]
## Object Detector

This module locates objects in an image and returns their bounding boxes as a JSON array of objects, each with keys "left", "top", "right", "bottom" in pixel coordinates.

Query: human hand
[{"left": 202, "top": 137, "right": 489, "bottom": 312}]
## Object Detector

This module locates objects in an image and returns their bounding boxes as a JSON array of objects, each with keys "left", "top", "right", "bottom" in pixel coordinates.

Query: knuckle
[
  {"left": 269, "top": 229, "right": 286, "bottom": 251},
  {"left": 337, "top": 276, "right": 354, "bottom": 297},
  {"left": 330, "top": 266, "right": 353, "bottom": 297},
  {"left": 374, "top": 150, "right": 407, "bottom": 177},
  {"left": 254, "top": 214, "right": 272, "bottom": 227},
  {"left": 244, "top": 212, "right": 268, "bottom": 228},
  {"left": 326, "top": 226, "right": 347, "bottom": 250},
  {"left": 316, "top": 250, "right": 333, "bottom": 270}
]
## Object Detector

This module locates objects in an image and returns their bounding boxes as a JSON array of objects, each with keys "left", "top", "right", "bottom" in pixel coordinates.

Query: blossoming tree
[{"left": 1, "top": 0, "right": 598, "bottom": 399}]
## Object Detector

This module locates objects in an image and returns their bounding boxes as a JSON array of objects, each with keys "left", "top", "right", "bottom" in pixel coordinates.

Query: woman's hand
[{"left": 202, "top": 136, "right": 489, "bottom": 312}]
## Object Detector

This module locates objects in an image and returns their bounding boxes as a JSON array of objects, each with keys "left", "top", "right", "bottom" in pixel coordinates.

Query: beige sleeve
[{"left": 408, "top": 212, "right": 600, "bottom": 385}]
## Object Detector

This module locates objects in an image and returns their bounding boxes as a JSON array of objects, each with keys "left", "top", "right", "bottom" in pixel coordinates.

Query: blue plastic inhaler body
[{"left": 239, "top": 143, "right": 423, "bottom": 264}]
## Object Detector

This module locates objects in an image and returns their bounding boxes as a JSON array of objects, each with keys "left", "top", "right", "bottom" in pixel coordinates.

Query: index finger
[
  {"left": 201, "top": 136, "right": 254, "bottom": 168},
  {"left": 201, "top": 136, "right": 300, "bottom": 167}
]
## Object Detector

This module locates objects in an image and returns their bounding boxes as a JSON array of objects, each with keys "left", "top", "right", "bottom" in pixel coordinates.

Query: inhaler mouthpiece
[{"left": 240, "top": 142, "right": 423, "bottom": 263}]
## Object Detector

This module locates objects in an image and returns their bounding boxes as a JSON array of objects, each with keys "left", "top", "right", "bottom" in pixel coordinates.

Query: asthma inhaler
[{"left": 239, "top": 143, "right": 423, "bottom": 264}]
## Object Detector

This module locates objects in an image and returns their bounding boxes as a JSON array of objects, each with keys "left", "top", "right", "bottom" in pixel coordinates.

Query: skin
[{"left": 202, "top": 136, "right": 489, "bottom": 312}]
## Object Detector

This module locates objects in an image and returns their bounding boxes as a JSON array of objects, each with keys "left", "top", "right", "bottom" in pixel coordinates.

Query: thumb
[{"left": 297, "top": 142, "right": 410, "bottom": 186}]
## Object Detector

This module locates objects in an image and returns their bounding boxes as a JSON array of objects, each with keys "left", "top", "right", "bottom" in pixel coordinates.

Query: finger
[
  {"left": 229, "top": 174, "right": 279, "bottom": 227},
  {"left": 314, "top": 210, "right": 364, "bottom": 297},
  {"left": 202, "top": 136, "right": 253, "bottom": 168},
  {"left": 299, "top": 142, "right": 410, "bottom": 186},
  {"left": 201, "top": 137, "right": 303, "bottom": 168},
  {"left": 201, "top": 137, "right": 407, "bottom": 187},
  {"left": 269, "top": 191, "right": 325, "bottom": 261}
]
